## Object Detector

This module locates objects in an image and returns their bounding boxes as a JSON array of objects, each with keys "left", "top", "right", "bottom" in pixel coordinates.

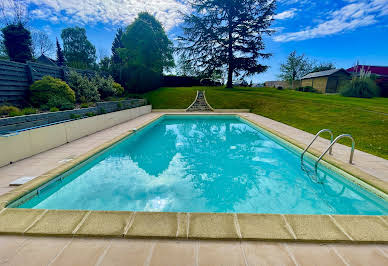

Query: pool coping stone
[{"left": 0, "top": 113, "right": 387, "bottom": 243}]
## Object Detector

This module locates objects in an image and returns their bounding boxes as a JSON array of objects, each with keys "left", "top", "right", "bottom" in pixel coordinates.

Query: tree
[
  {"left": 61, "top": 27, "right": 96, "bottom": 69},
  {"left": 279, "top": 51, "right": 313, "bottom": 89},
  {"left": 111, "top": 28, "right": 124, "bottom": 82},
  {"left": 312, "top": 62, "right": 335, "bottom": 73},
  {"left": 0, "top": 36, "right": 8, "bottom": 59},
  {"left": 99, "top": 56, "right": 111, "bottom": 73},
  {"left": 1, "top": 23, "right": 32, "bottom": 63},
  {"left": 56, "top": 38, "right": 65, "bottom": 66},
  {"left": 0, "top": 0, "right": 29, "bottom": 26},
  {"left": 179, "top": 0, "right": 275, "bottom": 88},
  {"left": 32, "top": 31, "right": 54, "bottom": 57},
  {"left": 119, "top": 13, "right": 174, "bottom": 92}
]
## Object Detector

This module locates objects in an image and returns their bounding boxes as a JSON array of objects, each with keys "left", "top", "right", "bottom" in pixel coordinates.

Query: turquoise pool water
[{"left": 16, "top": 115, "right": 388, "bottom": 215}]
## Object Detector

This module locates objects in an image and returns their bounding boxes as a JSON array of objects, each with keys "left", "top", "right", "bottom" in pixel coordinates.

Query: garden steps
[{"left": 186, "top": 91, "right": 214, "bottom": 112}]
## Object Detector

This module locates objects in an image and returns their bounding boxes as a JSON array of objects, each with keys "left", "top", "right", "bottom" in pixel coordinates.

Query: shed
[
  {"left": 36, "top": 54, "right": 57, "bottom": 66},
  {"left": 301, "top": 69, "right": 351, "bottom": 93}
]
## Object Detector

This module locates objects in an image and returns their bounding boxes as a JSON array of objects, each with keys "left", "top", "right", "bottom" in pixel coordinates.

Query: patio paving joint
[
  {"left": 281, "top": 215, "right": 297, "bottom": 240},
  {"left": 329, "top": 215, "right": 354, "bottom": 241},
  {"left": 72, "top": 211, "right": 91, "bottom": 235},
  {"left": 23, "top": 209, "right": 48, "bottom": 234}
]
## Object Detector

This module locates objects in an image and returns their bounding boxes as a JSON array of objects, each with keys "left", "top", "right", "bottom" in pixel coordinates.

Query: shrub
[
  {"left": 0, "top": 105, "right": 20, "bottom": 116},
  {"left": 80, "top": 102, "right": 89, "bottom": 108},
  {"left": 67, "top": 71, "right": 100, "bottom": 103},
  {"left": 93, "top": 75, "right": 115, "bottom": 99},
  {"left": 49, "top": 107, "right": 59, "bottom": 112},
  {"left": 30, "top": 76, "right": 75, "bottom": 109},
  {"left": 21, "top": 108, "right": 37, "bottom": 115},
  {"left": 40, "top": 95, "right": 75, "bottom": 111},
  {"left": 277, "top": 86, "right": 283, "bottom": 90},
  {"left": 85, "top": 112, "right": 96, "bottom": 117},
  {"left": 113, "top": 82, "right": 124, "bottom": 96},
  {"left": 340, "top": 77, "right": 379, "bottom": 98},
  {"left": 70, "top": 114, "right": 82, "bottom": 119},
  {"left": 303, "top": 86, "right": 317, "bottom": 93}
]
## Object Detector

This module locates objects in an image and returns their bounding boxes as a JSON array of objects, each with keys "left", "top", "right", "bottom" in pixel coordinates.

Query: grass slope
[{"left": 144, "top": 87, "right": 388, "bottom": 159}]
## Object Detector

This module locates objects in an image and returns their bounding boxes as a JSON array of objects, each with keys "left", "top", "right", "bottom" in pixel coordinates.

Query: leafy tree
[
  {"left": 1, "top": 23, "right": 33, "bottom": 63},
  {"left": 56, "top": 38, "right": 65, "bottom": 66},
  {"left": 98, "top": 56, "right": 111, "bottom": 73},
  {"left": 119, "top": 13, "right": 174, "bottom": 92},
  {"left": 0, "top": 36, "right": 8, "bottom": 59},
  {"left": 32, "top": 31, "right": 54, "bottom": 57},
  {"left": 279, "top": 51, "right": 313, "bottom": 89},
  {"left": 61, "top": 27, "right": 96, "bottom": 69},
  {"left": 179, "top": 0, "right": 275, "bottom": 88},
  {"left": 312, "top": 62, "right": 335, "bottom": 73}
]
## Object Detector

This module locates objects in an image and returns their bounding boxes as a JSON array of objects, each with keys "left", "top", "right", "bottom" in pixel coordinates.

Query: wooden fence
[{"left": 0, "top": 59, "right": 96, "bottom": 105}]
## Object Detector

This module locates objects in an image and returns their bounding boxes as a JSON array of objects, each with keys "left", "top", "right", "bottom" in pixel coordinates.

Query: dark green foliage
[
  {"left": 98, "top": 57, "right": 111, "bottom": 73},
  {"left": 340, "top": 77, "right": 379, "bottom": 98},
  {"left": 1, "top": 23, "right": 33, "bottom": 63},
  {"left": 312, "top": 62, "right": 335, "bottom": 73},
  {"left": 61, "top": 27, "right": 96, "bottom": 69},
  {"left": 49, "top": 107, "right": 59, "bottom": 112},
  {"left": 122, "top": 65, "right": 161, "bottom": 93},
  {"left": 29, "top": 76, "right": 75, "bottom": 110},
  {"left": 80, "top": 102, "right": 89, "bottom": 108},
  {"left": 85, "top": 112, "right": 96, "bottom": 117},
  {"left": 66, "top": 71, "right": 100, "bottom": 103},
  {"left": 117, "top": 102, "right": 123, "bottom": 110},
  {"left": 179, "top": 0, "right": 275, "bottom": 88},
  {"left": 21, "top": 107, "right": 37, "bottom": 115},
  {"left": 56, "top": 38, "right": 65, "bottom": 66},
  {"left": 70, "top": 113, "right": 82, "bottom": 119},
  {"left": 119, "top": 13, "right": 174, "bottom": 92},
  {"left": 277, "top": 86, "right": 283, "bottom": 90}
]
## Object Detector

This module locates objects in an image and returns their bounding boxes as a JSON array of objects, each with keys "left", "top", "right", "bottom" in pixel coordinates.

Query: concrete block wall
[
  {"left": 0, "top": 105, "right": 152, "bottom": 167},
  {"left": 0, "top": 99, "right": 146, "bottom": 134}
]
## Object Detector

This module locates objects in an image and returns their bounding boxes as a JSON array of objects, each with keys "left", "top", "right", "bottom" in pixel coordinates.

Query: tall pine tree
[
  {"left": 179, "top": 0, "right": 276, "bottom": 88},
  {"left": 56, "top": 38, "right": 65, "bottom": 66},
  {"left": 111, "top": 28, "right": 124, "bottom": 82}
]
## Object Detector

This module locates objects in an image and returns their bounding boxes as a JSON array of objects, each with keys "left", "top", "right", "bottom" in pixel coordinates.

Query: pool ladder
[{"left": 301, "top": 129, "right": 355, "bottom": 174}]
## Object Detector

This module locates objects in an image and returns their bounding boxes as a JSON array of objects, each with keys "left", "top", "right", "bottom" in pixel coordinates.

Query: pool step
[{"left": 186, "top": 91, "right": 214, "bottom": 112}]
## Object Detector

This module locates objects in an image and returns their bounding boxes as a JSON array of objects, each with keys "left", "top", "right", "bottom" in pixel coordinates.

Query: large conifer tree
[{"left": 179, "top": 0, "right": 276, "bottom": 88}]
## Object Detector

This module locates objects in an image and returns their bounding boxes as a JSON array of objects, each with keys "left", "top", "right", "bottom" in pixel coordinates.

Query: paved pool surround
[{"left": 0, "top": 113, "right": 387, "bottom": 242}]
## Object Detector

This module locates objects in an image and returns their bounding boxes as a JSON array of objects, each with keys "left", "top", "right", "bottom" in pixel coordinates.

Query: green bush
[
  {"left": 113, "top": 82, "right": 124, "bottom": 96},
  {"left": 122, "top": 65, "right": 161, "bottom": 93},
  {"left": 21, "top": 107, "right": 37, "bottom": 115},
  {"left": 49, "top": 107, "right": 59, "bottom": 112},
  {"left": 40, "top": 95, "right": 75, "bottom": 111},
  {"left": 296, "top": 86, "right": 318, "bottom": 93},
  {"left": 340, "top": 77, "right": 379, "bottom": 98},
  {"left": 0, "top": 105, "right": 20, "bottom": 116},
  {"left": 30, "top": 76, "right": 75, "bottom": 109},
  {"left": 93, "top": 75, "right": 116, "bottom": 99},
  {"left": 80, "top": 102, "right": 89, "bottom": 108},
  {"left": 67, "top": 71, "right": 100, "bottom": 103}
]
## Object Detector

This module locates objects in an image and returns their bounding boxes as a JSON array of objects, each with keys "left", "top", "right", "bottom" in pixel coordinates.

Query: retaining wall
[
  {"left": 0, "top": 105, "right": 152, "bottom": 167},
  {"left": 0, "top": 99, "right": 146, "bottom": 134}
]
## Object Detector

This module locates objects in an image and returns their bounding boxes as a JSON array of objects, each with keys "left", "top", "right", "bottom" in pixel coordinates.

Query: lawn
[{"left": 144, "top": 86, "right": 388, "bottom": 159}]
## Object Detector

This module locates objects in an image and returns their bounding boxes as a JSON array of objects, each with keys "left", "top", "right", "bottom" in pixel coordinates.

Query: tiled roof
[{"left": 301, "top": 69, "right": 349, "bottom": 79}]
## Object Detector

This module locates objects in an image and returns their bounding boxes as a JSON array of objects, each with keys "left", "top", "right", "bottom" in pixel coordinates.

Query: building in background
[{"left": 301, "top": 69, "right": 351, "bottom": 93}]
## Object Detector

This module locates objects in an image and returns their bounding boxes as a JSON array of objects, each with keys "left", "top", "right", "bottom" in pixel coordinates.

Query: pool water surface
[{"left": 16, "top": 115, "right": 388, "bottom": 215}]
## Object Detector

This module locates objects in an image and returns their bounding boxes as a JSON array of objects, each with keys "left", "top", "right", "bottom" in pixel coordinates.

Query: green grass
[{"left": 144, "top": 86, "right": 388, "bottom": 159}]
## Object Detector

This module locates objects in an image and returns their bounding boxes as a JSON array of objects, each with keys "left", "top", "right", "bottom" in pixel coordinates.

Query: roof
[
  {"left": 36, "top": 54, "right": 57, "bottom": 66},
  {"left": 301, "top": 69, "right": 350, "bottom": 79},
  {"left": 347, "top": 65, "right": 388, "bottom": 76}
]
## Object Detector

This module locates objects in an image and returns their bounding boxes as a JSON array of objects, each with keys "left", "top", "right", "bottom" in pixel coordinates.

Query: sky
[{"left": 5, "top": 0, "right": 388, "bottom": 83}]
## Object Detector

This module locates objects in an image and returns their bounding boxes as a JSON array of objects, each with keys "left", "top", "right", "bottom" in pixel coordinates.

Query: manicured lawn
[{"left": 144, "top": 86, "right": 388, "bottom": 159}]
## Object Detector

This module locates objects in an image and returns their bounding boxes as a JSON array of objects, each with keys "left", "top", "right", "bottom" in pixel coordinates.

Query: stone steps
[{"left": 186, "top": 91, "right": 213, "bottom": 112}]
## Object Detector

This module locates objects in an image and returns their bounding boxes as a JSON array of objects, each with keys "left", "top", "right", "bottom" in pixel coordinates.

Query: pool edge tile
[
  {"left": 332, "top": 215, "right": 388, "bottom": 243},
  {"left": 237, "top": 214, "right": 295, "bottom": 240},
  {"left": 284, "top": 215, "right": 351, "bottom": 242},
  {"left": 188, "top": 213, "right": 239, "bottom": 240},
  {"left": 74, "top": 211, "right": 133, "bottom": 238},
  {"left": 0, "top": 208, "right": 46, "bottom": 235}
]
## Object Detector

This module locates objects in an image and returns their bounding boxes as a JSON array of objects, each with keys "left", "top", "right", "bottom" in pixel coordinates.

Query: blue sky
[{"left": 8, "top": 0, "right": 388, "bottom": 82}]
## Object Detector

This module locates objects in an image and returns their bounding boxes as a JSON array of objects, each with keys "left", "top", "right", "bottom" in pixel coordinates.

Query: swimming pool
[{"left": 14, "top": 115, "right": 388, "bottom": 215}]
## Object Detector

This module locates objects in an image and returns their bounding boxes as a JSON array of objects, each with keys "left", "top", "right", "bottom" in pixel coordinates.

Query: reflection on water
[{"left": 19, "top": 116, "right": 388, "bottom": 215}]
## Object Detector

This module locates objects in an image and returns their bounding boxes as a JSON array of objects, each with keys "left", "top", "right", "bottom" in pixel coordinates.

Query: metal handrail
[
  {"left": 301, "top": 129, "right": 334, "bottom": 162},
  {"left": 315, "top": 134, "right": 355, "bottom": 172}
]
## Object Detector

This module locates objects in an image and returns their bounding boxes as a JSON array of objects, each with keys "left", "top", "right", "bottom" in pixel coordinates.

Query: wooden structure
[
  {"left": 0, "top": 59, "right": 96, "bottom": 105},
  {"left": 301, "top": 69, "right": 351, "bottom": 93}
]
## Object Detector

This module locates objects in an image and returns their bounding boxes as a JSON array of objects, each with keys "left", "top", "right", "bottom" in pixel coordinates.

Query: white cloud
[
  {"left": 27, "top": 0, "right": 190, "bottom": 31},
  {"left": 274, "top": 8, "right": 298, "bottom": 20},
  {"left": 274, "top": 0, "right": 388, "bottom": 42}
]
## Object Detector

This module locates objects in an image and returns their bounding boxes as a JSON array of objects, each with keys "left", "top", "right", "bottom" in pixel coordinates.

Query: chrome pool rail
[
  {"left": 315, "top": 134, "right": 355, "bottom": 172},
  {"left": 301, "top": 129, "right": 334, "bottom": 163}
]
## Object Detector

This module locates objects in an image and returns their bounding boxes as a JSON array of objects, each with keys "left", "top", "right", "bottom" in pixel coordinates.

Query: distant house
[
  {"left": 264, "top": 80, "right": 288, "bottom": 88},
  {"left": 301, "top": 69, "right": 351, "bottom": 93},
  {"left": 36, "top": 54, "right": 57, "bottom": 66},
  {"left": 347, "top": 65, "right": 388, "bottom": 97}
]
